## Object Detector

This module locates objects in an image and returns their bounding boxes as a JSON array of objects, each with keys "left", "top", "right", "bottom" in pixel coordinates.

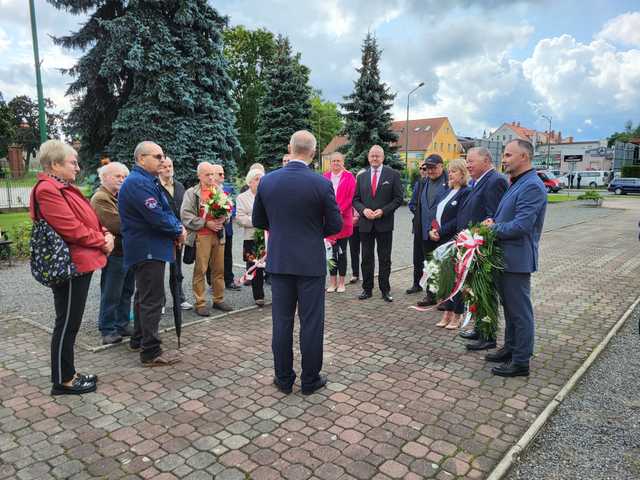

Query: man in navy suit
[
  {"left": 456, "top": 147, "right": 509, "bottom": 350},
  {"left": 252, "top": 131, "right": 342, "bottom": 395},
  {"left": 483, "top": 139, "right": 547, "bottom": 377}
]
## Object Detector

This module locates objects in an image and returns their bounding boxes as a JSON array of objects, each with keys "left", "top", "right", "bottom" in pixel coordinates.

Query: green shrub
[
  {"left": 8, "top": 221, "right": 32, "bottom": 258},
  {"left": 577, "top": 190, "right": 603, "bottom": 201},
  {"left": 621, "top": 165, "right": 640, "bottom": 178}
]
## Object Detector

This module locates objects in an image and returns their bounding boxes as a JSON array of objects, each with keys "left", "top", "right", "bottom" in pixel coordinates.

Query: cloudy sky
[{"left": 1, "top": 0, "right": 639, "bottom": 140}]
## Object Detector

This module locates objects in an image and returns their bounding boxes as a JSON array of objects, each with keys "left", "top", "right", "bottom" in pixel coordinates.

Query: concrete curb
[{"left": 486, "top": 294, "right": 640, "bottom": 480}]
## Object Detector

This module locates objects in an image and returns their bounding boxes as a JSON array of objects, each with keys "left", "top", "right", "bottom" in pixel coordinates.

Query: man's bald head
[
  {"left": 288, "top": 130, "right": 317, "bottom": 164},
  {"left": 134, "top": 141, "right": 164, "bottom": 175},
  {"left": 197, "top": 162, "right": 218, "bottom": 187},
  {"left": 368, "top": 145, "right": 384, "bottom": 168}
]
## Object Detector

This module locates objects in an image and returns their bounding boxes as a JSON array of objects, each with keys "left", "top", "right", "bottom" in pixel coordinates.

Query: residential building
[
  {"left": 321, "top": 117, "right": 462, "bottom": 171},
  {"left": 488, "top": 121, "right": 562, "bottom": 148}
]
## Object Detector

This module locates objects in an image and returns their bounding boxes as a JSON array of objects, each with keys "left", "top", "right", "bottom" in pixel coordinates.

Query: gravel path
[
  {"left": 0, "top": 202, "right": 622, "bottom": 348},
  {"left": 507, "top": 304, "right": 640, "bottom": 480}
]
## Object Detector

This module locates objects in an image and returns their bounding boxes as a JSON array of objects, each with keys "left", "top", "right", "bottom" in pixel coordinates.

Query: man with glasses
[
  {"left": 119, "top": 141, "right": 186, "bottom": 367},
  {"left": 181, "top": 162, "right": 233, "bottom": 316},
  {"left": 414, "top": 154, "right": 449, "bottom": 307},
  {"left": 406, "top": 161, "right": 430, "bottom": 295}
]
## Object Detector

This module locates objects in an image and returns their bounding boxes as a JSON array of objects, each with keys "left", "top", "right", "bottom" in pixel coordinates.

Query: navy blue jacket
[
  {"left": 119, "top": 165, "right": 183, "bottom": 269},
  {"left": 223, "top": 183, "right": 235, "bottom": 238},
  {"left": 252, "top": 161, "right": 342, "bottom": 277},
  {"left": 493, "top": 169, "right": 547, "bottom": 273},
  {"left": 436, "top": 187, "right": 471, "bottom": 243},
  {"left": 417, "top": 175, "right": 449, "bottom": 239},
  {"left": 457, "top": 169, "right": 509, "bottom": 232}
]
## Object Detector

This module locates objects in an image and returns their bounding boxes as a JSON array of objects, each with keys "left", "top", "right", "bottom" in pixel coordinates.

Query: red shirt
[
  {"left": 198, "top": 186, "right": 215, "bottom": 236},
  {"left": 30, "top": 173, "right": 107, "bottom": 273}
]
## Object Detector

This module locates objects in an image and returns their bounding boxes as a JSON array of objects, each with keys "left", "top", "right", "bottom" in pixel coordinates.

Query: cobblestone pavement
[
  {"left": 0, "top": 202, "right": 619, "bottom": 349},
  {"left": 507, "top": 304, "right": 640, "bottom": 480},
  {"left": 1, "top": 199, "right": 639, "bottom": 479}
]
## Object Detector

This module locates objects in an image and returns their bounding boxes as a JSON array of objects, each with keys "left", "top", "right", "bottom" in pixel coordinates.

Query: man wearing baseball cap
[{"left": 414, "top": 154, "right": 448, "bottom": 307}]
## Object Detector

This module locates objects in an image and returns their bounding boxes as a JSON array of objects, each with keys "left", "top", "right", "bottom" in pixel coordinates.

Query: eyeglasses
[
  {"left": 419, "top": 167, "right": 427, "bottom": 171},
  {"left": 216, "top": 173, "right": 225, "bottom": 176},
  {"left": 142, "top": 153, "right": 165, "bottom": 161}
]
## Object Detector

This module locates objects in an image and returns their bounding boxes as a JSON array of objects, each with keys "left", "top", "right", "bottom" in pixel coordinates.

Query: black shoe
[
  {"left": 273, "top": 377, "right": 292, "bottom": 394},
  {"left": 405, "top": 285, "right": 422, "bottom": 294},
  {"left": 459, "top": 329, "right": 479, "bottom": 340},
  {"left": 128, "top": 342, "right": 141, "bottom": 353},
  {"left": 417, "top": 294, "right": 437, "bottom": 307},
  {"left": 118, "top": 326, "right": 134, "bottom": 337},
  {"left": 358, "top": 291, "right": 372, "bottom": 300},
  {"left": 78, "top": 373, "right": 98, "bottom": 384},
  {"left": 465, "top": 339, "right": 497, "bottom": 351},
  {"left": 301, "top": 374, "right": 327, "bottom": 395},
  {"left": 485, "top": 347, "right": 512, "bottom": 363},
  {"left": 102, "top": 334, "right": 123, "bottom": 345},
  {"left": 226, "top": 283, "right": 241, "bottom": 291},
  {"left": 436, "top": 304, "right": 447, "bottom": 311},
  {"left": 491, "top": 361, "right": 529, "bottom": 377},
  {"left": 51, "top": 377, "right": 97, "bottom": 396},
  {"left": 381, "top": 292, "right": 393, "bottom": 302}
]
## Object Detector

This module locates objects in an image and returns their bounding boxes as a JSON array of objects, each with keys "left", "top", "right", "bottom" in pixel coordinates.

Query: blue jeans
[{"left": 98, "top": 255, "right": 135, "bottom": 337}]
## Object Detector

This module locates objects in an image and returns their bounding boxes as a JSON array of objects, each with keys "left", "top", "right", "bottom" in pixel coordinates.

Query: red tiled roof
[{"left": 322, "top": 117, "right": 450, "bottom": 155}]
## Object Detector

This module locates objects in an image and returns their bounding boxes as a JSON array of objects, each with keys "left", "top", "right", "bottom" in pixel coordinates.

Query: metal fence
[{"left": 0, "top": 181, "right": 33, "bottom": 209}]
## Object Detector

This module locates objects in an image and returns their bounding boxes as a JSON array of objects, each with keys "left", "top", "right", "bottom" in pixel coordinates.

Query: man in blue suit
[
  {"left": 456, "top": 147, "right": 509, "bottom": 350},
  {"left": 483, "top": 139, "right": 547, "bottom": 377},
  {"left": 252, "top": 130, "right": 342, "bottom": 395}
]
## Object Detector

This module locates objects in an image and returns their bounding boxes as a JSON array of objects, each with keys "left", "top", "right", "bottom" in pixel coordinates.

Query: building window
[
  {"left": 448, "top": 144, "right": 451, "bottom": 152},
  {"left": 441, "top": 142, "right": 444, "bottom": 151}
]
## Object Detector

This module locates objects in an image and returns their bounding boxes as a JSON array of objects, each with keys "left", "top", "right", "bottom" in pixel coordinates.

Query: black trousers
[
  {"left": 443, "top": 292, "right": 464, "bottom": 314},
  {"left": 348, "top": 227, "right": 360, "bottom": 277},
  {"left": 132, "top": 260, "right": 165, "bottom": 361},
  {"left": 360, "top": 229, "right": 393, "bottom": 294},
  {"left": 329, "top": 238, "right": 348, "bottom": 277},
  {"left": 270, "top": 273, "right": 325, "bottom": 388},
  {"left": 224, "top": 235, "right": 234, "bottom": 286},
  {"left": 51, "top": 273, "right": 93, "bottom": 384},
  {"left": 412, "top": 230, "right": 424, "bottom": 288},
  {"left": 243, "top": 240, "right": 264, "bottom": 301},
  {"left": 169, "top": 246, "right": 185, "bottom": 304}
]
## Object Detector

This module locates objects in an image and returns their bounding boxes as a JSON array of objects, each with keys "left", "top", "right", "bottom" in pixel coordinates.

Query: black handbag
[{"left": 183, "top": 244, "right": 196, "bottom": 264}]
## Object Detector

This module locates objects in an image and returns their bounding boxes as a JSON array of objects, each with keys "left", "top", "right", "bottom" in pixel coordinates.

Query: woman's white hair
[
  {"left": 37, "top": 140, "right": 77, "bottom": 171},
  {"left": 98, "top": 162, "right": 129, "bottom": 184},
  {"left": 245, "top": 168, "right": 264, "bottom": 185}
]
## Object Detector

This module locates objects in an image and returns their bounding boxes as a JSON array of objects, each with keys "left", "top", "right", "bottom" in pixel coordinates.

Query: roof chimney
[{"left": 517, "top": 121, "right": 520, "bottom": 127}]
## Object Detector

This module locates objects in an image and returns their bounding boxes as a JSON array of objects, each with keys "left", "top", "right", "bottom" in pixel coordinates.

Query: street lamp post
[
  {"left": 406, "top": 82, "right": 424, "bottom": 169},
  {"left": 541, "top": 114, "right": 552, "bottom": 170},
  {"left": 29, "top": 0, "right": 47, "bottom": 144}
]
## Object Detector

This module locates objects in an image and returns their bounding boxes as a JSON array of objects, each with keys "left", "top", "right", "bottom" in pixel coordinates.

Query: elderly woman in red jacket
[
  {"left": 30, "top": 140, "right": 113, "bottom": 395},
  {"left": 324, "top": 152, "right": 356, "bottom": 293}
]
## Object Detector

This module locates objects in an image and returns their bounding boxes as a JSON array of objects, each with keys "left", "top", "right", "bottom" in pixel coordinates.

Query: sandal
[
  {"left": 445, "top": 315, "right": 461, "bottom": 330},
  {"left": 436, "top": 312, "right": 451, "bottom": 327}
]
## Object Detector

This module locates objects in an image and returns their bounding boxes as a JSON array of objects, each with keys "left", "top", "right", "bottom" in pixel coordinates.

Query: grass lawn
[
  {"left": 547, "top": 193, "right": 576, "bottom": 203},
  {"left": 0, "top": 171, "right": 39, "bottom": 187},
  {"left": 0, "top": 211, "right": 30, "bottom": 233}
]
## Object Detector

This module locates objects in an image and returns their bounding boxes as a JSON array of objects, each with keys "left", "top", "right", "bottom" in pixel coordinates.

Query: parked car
[
  {"left": 536, "top": 170, "right": 562, "bottom": 193},
  {"left": 608, "top": 178, "right": 640, "bottom": 195},
  {"left": 574, "top": 170, "right": 610, "bottom": 188}
]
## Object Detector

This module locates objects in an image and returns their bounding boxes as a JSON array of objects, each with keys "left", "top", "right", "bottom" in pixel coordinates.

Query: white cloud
[
  {"left": 597, "top": 11, "right": 640, "bottom": 47},
  {"left": 0, "top": 27, "right": 9, "bottom": 52},
  {"left": 522, "top": 34, "right": 640, "bottom": 119},
  {"left": 584, "top": 118, "right": 592, "bottom": 125}
]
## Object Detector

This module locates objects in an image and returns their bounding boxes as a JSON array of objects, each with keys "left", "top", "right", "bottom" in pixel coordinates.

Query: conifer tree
[
  {"left": 49, "top": 0, "right": 241, "bottom": 182},
  {"left": 341, "top": 33, "right": 399, "bottom": 170},
  {"left": 256, "top": 36, "right": 312, "bottom": 169}
]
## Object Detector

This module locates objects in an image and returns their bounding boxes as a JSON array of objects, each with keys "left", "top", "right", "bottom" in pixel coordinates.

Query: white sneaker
[
  {"left": 161, "top": 307, "right": 166, "bottom": 315},
  {"left": 180, "top": 301, "right": 193, "bottom": 310}
]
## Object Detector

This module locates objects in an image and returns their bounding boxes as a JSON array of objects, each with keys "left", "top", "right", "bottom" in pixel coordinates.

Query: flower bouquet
[
  {"left": 203, "top": 187, "right": 233, "bottom": 219},
  {"left": 245, "top": 228, "right": 266, "bottom": 263}
]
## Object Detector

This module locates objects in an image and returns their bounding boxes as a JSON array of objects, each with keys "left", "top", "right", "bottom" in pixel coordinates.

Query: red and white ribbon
[
  {"left": 442, "top": 229, "right": 484, "bottom": 303},
  {"left": 235, "top": 231, "right": 268, "bottom": 285}
]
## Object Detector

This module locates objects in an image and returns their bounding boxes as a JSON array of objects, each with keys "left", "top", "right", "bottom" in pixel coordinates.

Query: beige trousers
[{"left": 193, "top": 233, "right": 225, "bottom": 307}]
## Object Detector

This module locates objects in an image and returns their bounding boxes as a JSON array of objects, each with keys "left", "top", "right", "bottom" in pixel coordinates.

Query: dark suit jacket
[
  {"left": 252, "top": 161, "right": 342, "bottom": 277},
  {"left": 352, "top": 165, "right": 403, "bottom": 233},
  {"left": 160, "top": 179, "right": 186, "bottom": 220},
  {"left": 456, "top": 169, "right": 508, "bottom": 232},
  {"left": 437, "top": 187, "right": 471, "bottom": 243},
  {"left": 414, "top": 174, "right": 449, "bottom": 240},
  {"left": 493, "top": 169, "right": 547, "bottom": 273}
]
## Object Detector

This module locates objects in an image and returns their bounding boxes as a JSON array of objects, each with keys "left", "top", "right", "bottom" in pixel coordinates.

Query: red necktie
[{"left": 371, "top": 168, "right": 378, "bottom": 197}]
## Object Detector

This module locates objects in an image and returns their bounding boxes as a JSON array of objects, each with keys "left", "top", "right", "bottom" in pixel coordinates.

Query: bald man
[
  {"left": 92, "top": 161, "right": 135, "bottom": 345},
  {"left": 119, "top": 141, "right": 185, "bottom": 367},
  {"left": 352, "top": 145, "right": 403, "bottom": 302},
  {"left": 253, "top": 130, "right": 342, "bottom": 395},
  {"left": 181, "top": 162, "right": 233, "bottom": 315}
]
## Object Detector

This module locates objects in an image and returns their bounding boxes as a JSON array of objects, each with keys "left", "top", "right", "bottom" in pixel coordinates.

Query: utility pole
[
  {"left": 29, "top": 0, "right": 47, "bottom": 144},
  {"left": 406, "top": 82, "right": 424, "bottom": 169},
  {"left": 542, "top": 114, "right": 552, "bottom": 170}
]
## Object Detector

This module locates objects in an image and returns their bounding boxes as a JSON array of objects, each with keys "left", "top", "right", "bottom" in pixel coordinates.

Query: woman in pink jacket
[{"left": 324, "top": 152, "right": 356, "bottom": 293}]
